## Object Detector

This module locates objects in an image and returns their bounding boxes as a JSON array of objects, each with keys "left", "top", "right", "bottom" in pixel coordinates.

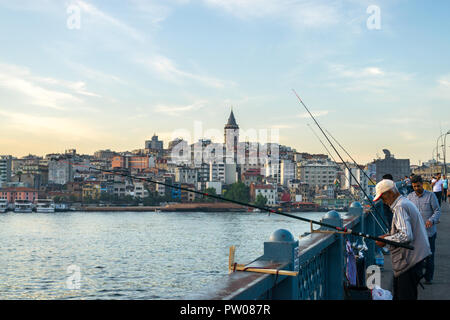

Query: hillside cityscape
[{"left": 0, "top": 110, "right": 447, "bottom": 212}]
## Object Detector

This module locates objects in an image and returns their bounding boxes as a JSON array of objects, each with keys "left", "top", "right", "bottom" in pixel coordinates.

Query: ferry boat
[
  {"left": 35, "top": 199, "right": 55, "bottom": 213},
  {"left": 14, "top": 200, "right": 33, "bottom": 213},
  {"left": 0, "top": 199, "right": 8, "bottom": 213}
]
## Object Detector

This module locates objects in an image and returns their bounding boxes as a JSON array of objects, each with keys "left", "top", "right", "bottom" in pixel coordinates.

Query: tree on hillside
[
  {"left": 224, "top": 182, "right": 250, "bottom": 204},
  {"left": 254, "top": 193, "right": 268, "bottom": 208},
  {"left": 203, "top": 187, "right": 218, "bottom": 202}
]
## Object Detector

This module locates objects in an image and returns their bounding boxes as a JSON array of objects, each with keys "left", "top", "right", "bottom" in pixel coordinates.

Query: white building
[
  {"left": 280, "top": 160, "right": 297, "bottom": 187},
  {"left": 297, "top": 159, "right": 339, "bottom": 188},
  {"left": 210, "top": 162, "right": 225, "bottom": 182},
  {"left": 0, "top": 155, "right": 12, "bottom": 187},
  {"left": 343, "top": 166, "right": 372, "bottom": 198},
  {"left": 175, "top": 166, "right": 198, "bottom": 184},
  {"left": 253, "top": 184, "right": 277, "bottom": 205}
]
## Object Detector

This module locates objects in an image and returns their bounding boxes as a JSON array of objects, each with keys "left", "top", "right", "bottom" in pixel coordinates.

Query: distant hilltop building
[
  {"left": 371, "top": 149, "right": 410, "bottom": 182},
  {"left": 145, "top": 134, "right": 163, "bottom": 151}
]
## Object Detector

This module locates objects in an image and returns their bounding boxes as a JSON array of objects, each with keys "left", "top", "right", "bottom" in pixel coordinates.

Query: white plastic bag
[{"left": 371, "top": 285, "right": 393, "bottom": 300}]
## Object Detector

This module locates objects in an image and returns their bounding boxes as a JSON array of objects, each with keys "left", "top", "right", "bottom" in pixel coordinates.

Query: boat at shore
[
  {"left": 14, "top": 200, "right": 33, "bottom": 213},
  {"left": 0, "top": 199, "right": 8, "bottom": 213},
  {"left": 35, "top": 199, "right": 55, "bottom": 213}
]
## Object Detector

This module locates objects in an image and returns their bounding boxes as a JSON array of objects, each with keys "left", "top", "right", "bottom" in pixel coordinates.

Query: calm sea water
[{"left": 0, "top": 210, "right": 329, "bottom": 300}]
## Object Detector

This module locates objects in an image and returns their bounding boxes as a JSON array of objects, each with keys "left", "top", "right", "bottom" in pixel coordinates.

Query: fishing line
[
  {"left": 323, "top": 128, "right": 390, "bottom": 229},
  {"left": 292, "top": 89, "right": 389, "bottom": 234}
]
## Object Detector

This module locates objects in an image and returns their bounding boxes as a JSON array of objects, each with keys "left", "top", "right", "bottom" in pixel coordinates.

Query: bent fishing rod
[
  {"left": 85, "top": 166, "right": 413, "bottom": 250},
  {"left": 323, "top": 127, "right": 391, "bottom": 230},
  {"left": 292, "top": 89, "right": 390, "bottom": 233},
  {"left": 306, "top": 123, "right": 361, "bottom": 205}
]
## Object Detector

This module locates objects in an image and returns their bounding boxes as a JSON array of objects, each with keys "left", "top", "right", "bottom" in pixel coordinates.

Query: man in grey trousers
[
  {"left": 374, "top": 179, "right": 431, "bottom": 300},
  {"left": 407, "top": 175, "right": 440, "bottom": 284}
]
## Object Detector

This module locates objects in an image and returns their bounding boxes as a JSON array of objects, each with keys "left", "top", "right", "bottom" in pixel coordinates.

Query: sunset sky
[{"left": 1, "top": 0, "right": 449, "bottom": 165}]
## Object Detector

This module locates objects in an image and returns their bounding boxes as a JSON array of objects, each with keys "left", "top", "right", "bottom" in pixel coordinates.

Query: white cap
[{"left": 373, "top": 179, "right": 396, "bottom": 202}]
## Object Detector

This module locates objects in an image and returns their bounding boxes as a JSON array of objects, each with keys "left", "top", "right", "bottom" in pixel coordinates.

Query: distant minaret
[{"left": 224, "top": 108, "right": 239, "bottom": 163}]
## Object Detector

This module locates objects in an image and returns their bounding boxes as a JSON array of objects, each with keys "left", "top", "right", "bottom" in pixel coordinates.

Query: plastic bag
[{"left": 371, "top": 285, "right": 393, "bottom": 300}]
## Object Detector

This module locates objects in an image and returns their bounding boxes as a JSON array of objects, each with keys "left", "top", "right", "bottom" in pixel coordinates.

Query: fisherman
[
  {"left": 374, "top": 179, "right": 431, "bottom": 300},
  {"left": 407, "top": 175, "right": 441, "bottom": 285},
  {"left": 431, "top": 173, "right": 443, "bottom": 205}
]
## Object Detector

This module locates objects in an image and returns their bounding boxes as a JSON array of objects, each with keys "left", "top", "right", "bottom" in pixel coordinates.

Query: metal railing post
[
  {"left": 320, "top": 211, "right": 344, "bottom": 299},
  {"left": 262, "top": 229, "right": 299, "bottom": 299}
]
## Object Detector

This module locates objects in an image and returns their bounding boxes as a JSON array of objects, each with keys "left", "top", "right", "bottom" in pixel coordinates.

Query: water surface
[{"left": 0, "top": 210, "right": 327, "bottom": 299}]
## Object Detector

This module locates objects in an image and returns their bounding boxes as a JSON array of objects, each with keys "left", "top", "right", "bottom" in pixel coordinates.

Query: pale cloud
[
  {"left": 326, "top": 63, "right": 414, "bottom": 93},
  {"left": 74, "top": 0, "right": 146, "bottom": 42},
  {"left": 0, "top": 63, "right": 101, "bottom": 109},
  {"left": 201, "top": 0, "right": 342, "bottom": 28},
  {"left": 0, "top": 110, "right": 103, "bottom": 141},
  {"left": 297, "top": 110, "right": 329, "bottom": 118},
  {"left": 153, "top": 100, "right": 208, "bottom": 116},
  {"left": 138, "top": 55, "right": 236, "bottom": 88}
]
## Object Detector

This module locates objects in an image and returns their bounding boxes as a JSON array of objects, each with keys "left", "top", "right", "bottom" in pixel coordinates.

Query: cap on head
[{"left": 374, "top": 179, "right": 396, "bottom": 202}]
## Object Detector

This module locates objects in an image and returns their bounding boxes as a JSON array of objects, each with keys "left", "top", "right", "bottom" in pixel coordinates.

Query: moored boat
[
  {"left": 35, "top": 199, "right": 55, "bottom": 213},
  {"left": 0, "top": 199, "right": 8, "bottom": 213},
  {"left": 14, "top": 200, "right": 33, "bottom": 213}
]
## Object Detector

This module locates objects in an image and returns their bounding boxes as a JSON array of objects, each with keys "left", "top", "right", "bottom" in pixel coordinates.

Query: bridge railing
[{"left": 193, "top": 202, "right": 378, "bottom": 300}]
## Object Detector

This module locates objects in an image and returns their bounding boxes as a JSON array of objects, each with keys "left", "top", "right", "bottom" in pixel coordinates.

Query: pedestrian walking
[
  {"left": 442, "top": 175, "right": 448, "bottom": 203},
  {"left": 431, "top": 173, "right": 443, "bottom": 205},
  {"left": 407, "top": 175, "right": 441, "bottom": 284}
]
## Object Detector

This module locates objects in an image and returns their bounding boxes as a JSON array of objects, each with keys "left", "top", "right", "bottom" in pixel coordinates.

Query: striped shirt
[
  {"left": 407, "top": 190, "right": 441, "bottom": 237},
  {"left": 384, "top": 195, "right": 431, "bottom": 276},
  {"left": 385, "top": 195, "right": 414, "bottom": 244}
]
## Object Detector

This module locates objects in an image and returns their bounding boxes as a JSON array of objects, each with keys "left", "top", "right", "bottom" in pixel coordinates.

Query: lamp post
[{"left": 443, "top": 130, "right": 450, "bottom": 176}]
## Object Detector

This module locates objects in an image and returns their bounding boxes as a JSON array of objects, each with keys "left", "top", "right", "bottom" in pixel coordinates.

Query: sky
[{"left": 0, "top": 0, "right": 449, "bottom": 165}]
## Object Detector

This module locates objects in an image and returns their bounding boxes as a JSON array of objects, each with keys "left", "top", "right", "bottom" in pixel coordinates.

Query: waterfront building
[
  {"left": 370, "top": 149, "right": 410, "bottom": 182},
  {"left": 250, "top": 184, "right": 277, "bottom": 205},
  {"left": 82, "top": 182, "right": 101, "bottom": 201},
  {"left": 0, "top": 155, "right": 12, "bottom": 187},
  {"left": 0, "top": 187, "right": 38, "bottom": 203}
]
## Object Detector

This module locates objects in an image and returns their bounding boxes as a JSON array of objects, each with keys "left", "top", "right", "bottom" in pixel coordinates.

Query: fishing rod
[
  {"left": 306, "top": 123, "right": 361, "bottom": 204},
  {"left": 325, "top": 128, "right": 376, "bottom": 186},
  {"left": 84, "top": 166, "right": 412, "bottom": 250},
  {"left": 292, "top": 89, "right": 390, "bottom": 234},
  {"left": 307, "top": 123, "right": 390, "bottom": 238},
  {"left": 323, "top": 127, "right": 390, "bottom": 230}
]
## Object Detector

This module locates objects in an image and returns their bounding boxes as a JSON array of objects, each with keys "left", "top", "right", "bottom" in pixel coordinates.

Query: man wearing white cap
[{"left": 373, "top": 179, "right": 431, "bottom": 300}]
